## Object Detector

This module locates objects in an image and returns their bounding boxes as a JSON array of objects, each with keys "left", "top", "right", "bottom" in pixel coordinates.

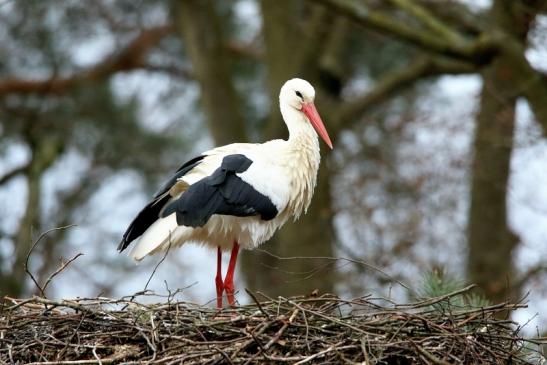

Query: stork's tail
[{"left": 129, "top": 214, "right": 182, "bottom": 261}]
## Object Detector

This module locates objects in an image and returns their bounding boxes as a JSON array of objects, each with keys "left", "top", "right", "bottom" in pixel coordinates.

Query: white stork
[{"left": 118, "top": 78, "right": 333, "bottom": 308}]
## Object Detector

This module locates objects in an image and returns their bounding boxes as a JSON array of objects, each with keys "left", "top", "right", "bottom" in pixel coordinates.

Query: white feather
[{"left": 130, "top": 214, "right": 178, "bottom": 261}]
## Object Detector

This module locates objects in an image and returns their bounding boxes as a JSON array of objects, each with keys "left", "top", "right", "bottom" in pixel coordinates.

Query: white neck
[
  {"left": 279, "top": 103, "right": 321, "bottom": 218},
  {"left": 280, "top": 103, "right": 320, "bottom": 151}
]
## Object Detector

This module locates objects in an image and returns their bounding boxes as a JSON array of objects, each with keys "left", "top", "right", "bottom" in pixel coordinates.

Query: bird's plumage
[
  {"left": 161, "top": 154, "right": 278, "bottom": 227},
  {"left": 121, "top": 137, "right": 315, "bottom": 260},
  {"left": 119, "top": 78, "right": 332, "bottom": 306}
]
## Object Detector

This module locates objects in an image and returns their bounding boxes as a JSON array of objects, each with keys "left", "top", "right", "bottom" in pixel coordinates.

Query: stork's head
[{"left": 280, "top": 78, "right": 333, "bottom": 149}]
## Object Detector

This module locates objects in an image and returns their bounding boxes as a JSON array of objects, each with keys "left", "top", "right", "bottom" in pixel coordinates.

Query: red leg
[
  {"left": 224, "top": 241, "right": 240, "bottom": 307},
  {"left": 215, "top": 246, "right": 224, "bottom": 309}
]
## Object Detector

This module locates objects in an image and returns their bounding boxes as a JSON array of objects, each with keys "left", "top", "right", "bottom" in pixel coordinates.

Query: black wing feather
[
  {"left": 161, "top": 154, "right": 278, "bottom": 228},
  {"left": 154, "top": 155, "right": 205, "bottom": 198},
  {"left": 118, "top": 155, "right": 205, "bottom": 252}
]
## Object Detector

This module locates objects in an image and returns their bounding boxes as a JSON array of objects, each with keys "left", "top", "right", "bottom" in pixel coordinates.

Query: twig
[
  {"left": 293, "top": 342, "right": 343, "bottom": 365},
  {"left": 245, "top": 288, "right": 270, "bottom": 318},
  {"left": 92, "top": 346, "right": 103, "bottom": 365},
  {"left": 255, "top": 248, "right": 412, "bottom": 291},
  {"left": 264, "top": 308, "right": 299, "bottom": 350},
  {"left": 24, "top": 224, "right": 77, "bottom": 297},
  {"left": 144, "top": 238, "right": 172, "bottom": 292},
  {"left": 42, "top": 253, "right": 84, "bottom": 294},
  {"left": 411, "top": 341, "right": 452, "bottom": 365}
]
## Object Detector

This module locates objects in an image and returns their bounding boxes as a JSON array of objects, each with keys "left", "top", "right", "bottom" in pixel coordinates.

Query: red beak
[{"left": 301, "top": 102, "right": 333, "bottom": 149}]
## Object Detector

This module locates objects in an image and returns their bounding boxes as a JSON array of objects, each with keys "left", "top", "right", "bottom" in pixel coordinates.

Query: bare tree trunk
[
  {"left": 245, "top": 158, "right": 336, "bottom": 297},
  {"left": 1, "top": 138, "right": 61, "bottom": 297},
  {"left": 260, "top": 0, "right": 299, "bottom": 137},
  {"left": 241, "top": 3, "right": 343, "bottom": 297},
  {"left": 466, "top": 0, "right": 536, "bottom": 304},
  {"left": 174, "top": 0, "right": 247, "bottom": 146},
  {"left": 467, "top": 58, "right": 518, "bottom": 304}
]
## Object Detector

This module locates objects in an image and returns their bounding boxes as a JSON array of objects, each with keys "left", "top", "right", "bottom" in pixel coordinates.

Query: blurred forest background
[{"left": 1, "top": 0, "right": 547, "bottom": 328}]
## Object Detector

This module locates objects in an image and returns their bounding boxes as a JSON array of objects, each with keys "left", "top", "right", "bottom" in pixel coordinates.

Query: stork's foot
[
  {"left": 215, "top": 246, "right": 224, "bottom": 309},
  {"left": 215, "top": 275, "right": 224, "bottom": 309},
  {"left": 224, "top": 241, "right": 240, "bottom": 308},
  {"left": 225, "top": 281, "right": 236, "bottom": 307},
  {"left": 214, "top": 241, "right": 240, "bottom": 308}
]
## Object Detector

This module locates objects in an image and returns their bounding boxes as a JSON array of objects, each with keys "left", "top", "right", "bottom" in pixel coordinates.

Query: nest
[{"left": 1, "top": 287, "right": 545, "bottom": 364}]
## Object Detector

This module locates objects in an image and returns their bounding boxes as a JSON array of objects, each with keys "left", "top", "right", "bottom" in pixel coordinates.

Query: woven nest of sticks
[{"left": 1, "top": 287, "right": 545, "bottom": 364}]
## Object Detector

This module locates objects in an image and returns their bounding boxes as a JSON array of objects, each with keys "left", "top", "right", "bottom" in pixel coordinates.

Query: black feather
[
  {"left": 161, "top": 154, "right": 278, "bottom": 228},
  {"left": 154, "top": 155, "right": 205, "bottom": 198},
  {"left": 118, "top": 155, "right": 205, "bottom": 252}
]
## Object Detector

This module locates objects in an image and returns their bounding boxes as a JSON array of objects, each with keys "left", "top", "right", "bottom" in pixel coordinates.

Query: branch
[
  {"left": 513, "top": 264, "right": 547, "bottom": 297},
  {"left": 226, "top": 41, "right": 262, "bottom": 59},
  {"left": 41, "top": 253, "right": 84, "bottom": 295},
  {"left": 333, "top": 55, "right": 475, "bottom": 130},
  {"left": 136, "top": 62, "right": 193, "bottom": 80},
  {"left": 387, "top": 0, "right": 466, "bottom": 43},
  {"left": 24, "top": 225, "right": 76, "bottom": 298},
  {"left": 313, "top": 0, "right": 495, "bottom": 61},
  {"left": 0, "top": 25, "right": 173, "bottom": 96},
  {"left": 0, "top": 164, "right": 28, "bottom": 185},
  {"left": 414, "top": 0, "right": 485, "bottom": 35},
  {"left": 482, "top": 29, "right": 547, "bottom": 135}
]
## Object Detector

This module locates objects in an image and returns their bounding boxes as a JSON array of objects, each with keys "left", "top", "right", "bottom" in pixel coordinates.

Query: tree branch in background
[
  {"left": 387, "top": 0, "right": 466, "bottom": 43},
  {"left": 514, "top": 264, "right": 547, "bottom": 296},
  {"left": 495, "top": 35, "right": 547, "bottom": 134},
  {"left": 415, "top": 0, "right": 485, "bottom": 34},
  {"left": 0, "top": 25, "right": 173, "bottom": 96},
  {"left": 313, "top": 0, "right": 497, "bottom": 62},
  {"left": 0, "top": 164, "right": 29, "bottom": 186},
  {"left": 227, "top": 41, "right": 263, "bottom": 60},
  {"left": 315, "top": 0, "right": 484, "bottom": 58},
  {"left": 334, "top": 56, "right": 476, "bottom": 131}
]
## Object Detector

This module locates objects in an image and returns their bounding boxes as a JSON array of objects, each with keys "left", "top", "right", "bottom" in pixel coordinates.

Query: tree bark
[
  {"left": 466, "top": 0, "right": 536, "bottom": 304},
  {"left": 241, "top": 2, "right": 342, "bottom": 297},
  {"left": 260, "top": 0, "right": 299, "bottom": 137},
  {"left": 467, "top": 57, "right": 518, "bottom": 304},
  {"left": 0, "top": 138, "right": 61, "bottom": 297},
  {"left": 174, "top": 0, "right": 247, "bottom": 146}
]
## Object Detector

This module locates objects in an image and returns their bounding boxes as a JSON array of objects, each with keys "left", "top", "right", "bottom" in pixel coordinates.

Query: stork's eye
[{"left": 295, "top": 91, "right": 303, "bottom": 100}]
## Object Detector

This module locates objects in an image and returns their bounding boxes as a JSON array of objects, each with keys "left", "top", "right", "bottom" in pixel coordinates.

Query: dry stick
[
  {"left": 229, "top": 320, "right": 274, "bottom": 360},
  {"left": 144, "top": 238, "right": 173, "bottom": 292},
  {"left": 400, "top": 284, "right": 478, "bottom": 309},
  {"left": 24, "top": 224, "right": 77, "bottom": 297},
  {"left": 301, "top": 310, "right": 311, "bottom": 351},
  {"left": 293, "top": 342, "right": 344, "bottom": 365},
  {"left": 42, "top": 253, "right": 84, "bottom": 294},
  {"left": 91, "top": 346, "right": 103, "bottom": 365},
  {"left": 255, "top": 249, "right": 412, "bottom": 291},
  {"left": 27, "top": 361, "right": 113, "bottom": 365},
  {"left": 361, "top": 336, "right": 371, "bottom": 365},
  {"left": 120, "top": 238, "right": 175, "bottom": 311},
  {"left": 264, "top": 308, "right": 299, "bottom": 350},
  {"left": 410, "top": 341, "right": 452, "bottom": 365},
  {"left": 244, "top": 288, "right": 270, "bottom": 318},
  {"left": 212, "top": 346, "right": 234, "bottom": 365},
  {"left": 285, "top": 298, "right": 368, "bottom": 335}
]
